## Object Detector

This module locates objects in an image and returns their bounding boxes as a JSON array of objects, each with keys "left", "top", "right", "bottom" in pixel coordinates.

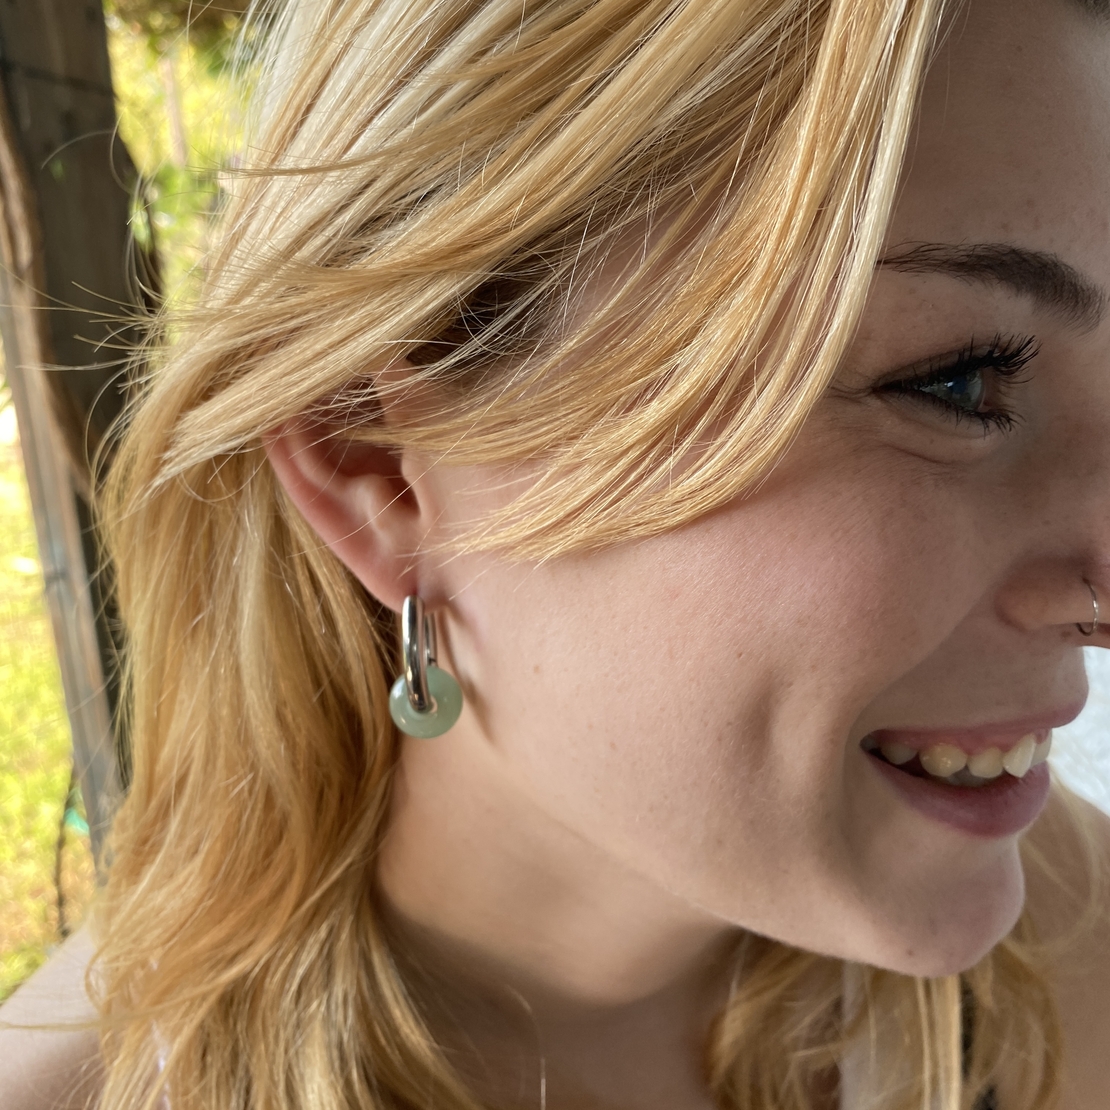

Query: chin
[{"left": 863, "top": 849, "right": 1028, "bottom": 978}]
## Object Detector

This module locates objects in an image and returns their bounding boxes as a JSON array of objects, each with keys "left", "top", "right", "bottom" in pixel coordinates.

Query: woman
[{"left": 4, "top": 0, "right": 1110, "bottom": 1106}]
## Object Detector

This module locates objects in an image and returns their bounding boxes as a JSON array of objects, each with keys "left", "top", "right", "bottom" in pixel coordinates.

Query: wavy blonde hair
[{"left": 95, "top": 0, "right": 1092, "bottom": 1107}]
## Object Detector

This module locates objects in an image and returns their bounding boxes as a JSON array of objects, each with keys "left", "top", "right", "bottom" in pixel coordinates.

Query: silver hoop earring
[
  {"left": 1078, "top": 580, "right": 1100, "bottom": 637},
  {"left": 389, "top": 595, "right": 464, "bottom": 737}
]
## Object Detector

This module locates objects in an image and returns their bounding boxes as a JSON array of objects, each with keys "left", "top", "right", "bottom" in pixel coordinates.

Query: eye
[
  {"left": 877, "top": 334, "right": 1038, "bottom": 433},
  {"left": 913, "top": 368, "right": 986, "bottom": 414}
]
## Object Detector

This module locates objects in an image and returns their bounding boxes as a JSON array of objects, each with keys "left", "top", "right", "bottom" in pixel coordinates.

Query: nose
[
  {"left": 1076, "top": 579, "right": 1102, "bottom": 637},
  {"left": 988, "top": 351, "right": 1110, "bottom": 641},
  {"left": 997, "top": 567, "right": 1110, "bottom": 646},
  {"left": 992, "top": 393, "right": 1110, "bottom": 641}
]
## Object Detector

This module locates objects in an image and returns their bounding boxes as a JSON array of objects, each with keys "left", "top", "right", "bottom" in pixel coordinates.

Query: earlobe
[{"left": 264, "top": 419, "right": 425, "bottom": 612}]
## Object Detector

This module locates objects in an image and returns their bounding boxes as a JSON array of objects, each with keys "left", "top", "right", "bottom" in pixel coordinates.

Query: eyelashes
[{"left": 876, "top": 333, "right": 1040, "bottom": 432}]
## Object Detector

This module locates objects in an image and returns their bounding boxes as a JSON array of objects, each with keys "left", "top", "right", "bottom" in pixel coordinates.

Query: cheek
[
  {"left": 455, "top": 453, "right": 986, "bottom": 876},
  {"left": 443, "top": 445, "right": 1024, "bottom": 975}
]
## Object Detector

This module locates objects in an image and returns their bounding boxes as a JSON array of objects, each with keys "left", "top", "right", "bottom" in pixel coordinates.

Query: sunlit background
[{"left": 1053, "top": 649, "right": 1110, "bottom": 814}]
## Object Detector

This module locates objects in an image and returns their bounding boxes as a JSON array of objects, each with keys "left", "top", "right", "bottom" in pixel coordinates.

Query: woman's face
[{"left": 371, "top": 0, "right": 1110, "bottom": 983}]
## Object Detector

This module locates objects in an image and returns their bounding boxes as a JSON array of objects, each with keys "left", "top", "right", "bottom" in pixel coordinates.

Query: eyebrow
[{"left": 877, "top": 242, "right": 1106, "bottom": 331}]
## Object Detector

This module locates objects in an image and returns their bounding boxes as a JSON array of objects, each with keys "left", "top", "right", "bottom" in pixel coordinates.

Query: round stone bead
[{"left": 389, "top": 665, "right": 464, "bottom": 738}]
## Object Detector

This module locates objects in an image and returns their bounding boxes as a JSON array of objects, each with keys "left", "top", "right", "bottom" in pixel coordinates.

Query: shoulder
[
  {"left": 1021, "top": 786, "right": 1110, "bottom": 1110},
  {"left": 0, "top": 926, "right": 103, "bottom": 1110}
]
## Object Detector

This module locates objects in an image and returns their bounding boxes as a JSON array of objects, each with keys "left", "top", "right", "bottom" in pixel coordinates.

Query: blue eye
[
  {"left": 878, "top": 334, "right": 1038, "bottom": 432},
  {"left": 914, "top": 369, "right": 986, "bottom": 413}
]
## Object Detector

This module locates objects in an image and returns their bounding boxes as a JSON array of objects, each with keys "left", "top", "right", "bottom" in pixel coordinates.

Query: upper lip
[{"left": 869, "top": 701, "right": 1085, "bottom": 754}]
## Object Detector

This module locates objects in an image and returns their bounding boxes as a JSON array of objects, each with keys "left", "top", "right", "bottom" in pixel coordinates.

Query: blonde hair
[{"left": 95, "top": 0, "right": 1088, "bottom": 1106}]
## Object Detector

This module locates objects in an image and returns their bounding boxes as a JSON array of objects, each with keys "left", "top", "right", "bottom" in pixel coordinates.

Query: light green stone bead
[{"left": 389, "top": 665, "right": 464, "bottom": 738}]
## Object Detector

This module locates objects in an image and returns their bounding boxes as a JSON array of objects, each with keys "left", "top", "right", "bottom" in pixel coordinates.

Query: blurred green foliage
[
  {"left": 107, "top": 0, "right": 250, "bottom": 56},
  {"left": 107, "top": 0, "right": 249, "bottom": 305}
]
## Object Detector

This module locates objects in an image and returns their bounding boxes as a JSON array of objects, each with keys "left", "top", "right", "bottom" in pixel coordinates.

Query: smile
[
  {"left": 861, "top": 729, "right": 1052, "bottom": 786},
  {"left": 860, "top": 722, "right": 1060, "bottom": 838}
]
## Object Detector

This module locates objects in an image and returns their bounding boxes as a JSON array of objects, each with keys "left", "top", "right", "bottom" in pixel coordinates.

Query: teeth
[
  {"left": 1032, "top": 732, "right": 1053, "bottom": 766},
  {"left": 947, "top": 767, "right": 990, "bottom": 788},
  {"left": 919, "top": 744, "right": 968, "bottom": 778},
  {"left": 875, "top": 729, "right": 1052, "bottom": 783},
  {"left": 967, "top": 747, "right": 1004, "bottom": 780},
  {"left": 1002, "top": 733, "right": 1036, "bottom": 778},
  {"left": 879, "top": 740, "right": 916, "bottom": 765}
]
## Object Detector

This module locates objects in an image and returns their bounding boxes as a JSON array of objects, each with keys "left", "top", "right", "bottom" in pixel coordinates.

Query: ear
[{"left": 264, "top": 417, "right": 436, "bottom": 613}]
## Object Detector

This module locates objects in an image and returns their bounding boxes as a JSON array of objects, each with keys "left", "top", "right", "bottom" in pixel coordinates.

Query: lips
[
  {"left": 858, "top": 707, "right": 1082, "bottom": 838},
  {"left": 866, "top": 752, "right": 1051, "bottom": 838}
]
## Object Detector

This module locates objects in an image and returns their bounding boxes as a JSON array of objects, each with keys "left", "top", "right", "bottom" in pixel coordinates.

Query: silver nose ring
[{"left": 1078, "top": 579, "right": 1100, "bottom": 637}]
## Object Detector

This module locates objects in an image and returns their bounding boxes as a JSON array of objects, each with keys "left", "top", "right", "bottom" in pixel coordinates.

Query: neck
[{"left": 375, "top": 731, "right": 738, "bottom": 1109}]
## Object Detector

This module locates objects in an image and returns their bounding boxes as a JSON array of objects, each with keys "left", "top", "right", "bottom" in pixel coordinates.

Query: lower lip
[{"left": 866, "top": 752, "right": 1051, "bottom": 838}]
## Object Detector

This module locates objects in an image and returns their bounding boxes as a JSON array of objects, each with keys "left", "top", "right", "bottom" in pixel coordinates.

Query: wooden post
[
  {"left": 0, "top": 100, "right": 118, "bottom": 856},
  {"left": 0, "top": 0, "right": 154, "bottom": 860}
]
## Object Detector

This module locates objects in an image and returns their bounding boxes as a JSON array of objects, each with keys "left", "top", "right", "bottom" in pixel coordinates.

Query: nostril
[{"left": 991, "top": 568, "right": 1110, "bottom": 634}]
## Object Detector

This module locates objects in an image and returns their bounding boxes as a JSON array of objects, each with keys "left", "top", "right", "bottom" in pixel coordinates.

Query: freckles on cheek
[{"left": 741, "top": 467, "right": 990, "bottom": 705}]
